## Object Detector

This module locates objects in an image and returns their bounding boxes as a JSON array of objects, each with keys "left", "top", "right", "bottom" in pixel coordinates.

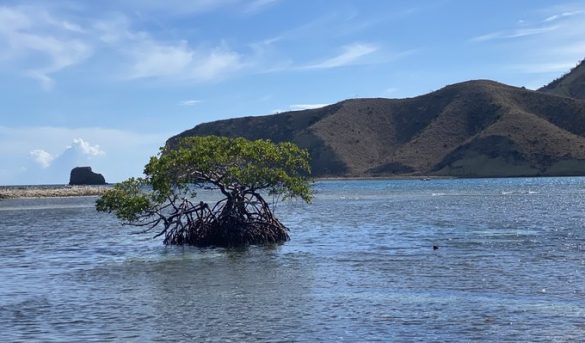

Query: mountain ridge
[
  {"left": 169, "top": 61, "right": 585, "bottom": 177},
  {"left": 540, "top": 59, "right": 585, "bottom": 99}
]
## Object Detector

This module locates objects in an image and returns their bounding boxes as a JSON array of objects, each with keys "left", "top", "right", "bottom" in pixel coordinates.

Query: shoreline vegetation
[{"left": 0, "top": 185, "right": 111, "bottom": 199}]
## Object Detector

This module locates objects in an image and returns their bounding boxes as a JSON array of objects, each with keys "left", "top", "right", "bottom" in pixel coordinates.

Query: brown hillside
[
  {"left": 169, "top": 103, "right": 348, "bottom": 175},
  {"left": 169, "top": 80, "right": 585, "bottom": 177},
  {"left": 540, "top": 59, "right": 585, "bottom": 99}
]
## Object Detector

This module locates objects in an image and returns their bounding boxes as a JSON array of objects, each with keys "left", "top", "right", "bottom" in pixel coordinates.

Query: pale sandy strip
[{"left": 0, "top": 186, "right": 110, "bottom": 199}]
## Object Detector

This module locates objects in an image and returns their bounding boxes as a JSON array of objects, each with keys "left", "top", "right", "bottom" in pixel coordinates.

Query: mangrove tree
[{"left": 96, "top": 136, "right": 312, "bottom": 247}]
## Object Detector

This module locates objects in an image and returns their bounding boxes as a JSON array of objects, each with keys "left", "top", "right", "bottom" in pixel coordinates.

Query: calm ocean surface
[{"left": 1, "top": 178, "right": 584, "bottom": 342}]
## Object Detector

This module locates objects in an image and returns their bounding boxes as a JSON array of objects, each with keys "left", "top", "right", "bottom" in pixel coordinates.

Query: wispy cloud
[
  {"left": 93, "top": 16, "right": 244, "bottom": 82},
  {"left": 0, "top": 5, "right": 248, "bottom": 86},
  {"left": 303, "top": 43, "right": 378, "bottom": 69},
  {"left": 243, "top": 0, "right": 281, "bottom": 14},
  {"left": 180, "top": 99, "right": 202, "bottom": 106},
  {"left": 472, "top": 3, "right": 585, "bottom": 44},
  {"left": 127, "top": 40, "right": 194, "bottom": 79},
  {"left": 99, "top": 0, "right": 279, "bottom": 17},
  {"left": 471, "top": 25, "right": 559, "bottom": 42},
  {"left": 272, "top": 103, "right": 330, "bottom": 113},
  {"left": 0, "top": 6, "right": 92, "bottom": 89},
  {"left": 506, "top": 62, "right": 579, "bottom": 74},
  {"left": 544, "top": 9, "right": 585, "bottom": 22},
  {"left": 112, "top": 0, "right": 239, "bottom": 16},
  {"left": 0, "top": 2, "right": 412, "bottom": 89},
  {"left": 289, "top": 103, "right": 329, "bottom": 111},
  {"left": 471, "top": 3, "right": 585, "bottom": 78}
]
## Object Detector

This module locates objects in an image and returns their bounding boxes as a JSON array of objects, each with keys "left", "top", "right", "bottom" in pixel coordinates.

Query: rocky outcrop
[{"left": 69, "top": 167, "right": 106, "bottom": 185}]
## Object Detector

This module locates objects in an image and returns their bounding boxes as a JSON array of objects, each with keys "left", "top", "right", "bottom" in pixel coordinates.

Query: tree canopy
[{"left": 96, "top": 136, "right": 312, "bottom": 246}]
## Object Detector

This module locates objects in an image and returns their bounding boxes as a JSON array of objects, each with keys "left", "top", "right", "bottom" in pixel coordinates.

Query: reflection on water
[{"left": 1, "top": 177, "right": 585, "bottom": 342}]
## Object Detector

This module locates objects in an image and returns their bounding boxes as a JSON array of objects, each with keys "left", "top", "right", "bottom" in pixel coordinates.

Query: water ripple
[{"left": 1, "top": 178, "right": 585, "bottom": 341}]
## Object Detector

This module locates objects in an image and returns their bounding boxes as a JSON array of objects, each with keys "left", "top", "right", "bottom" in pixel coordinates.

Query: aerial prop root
[{"left": 151, "top": 196, "right": 289, "bottom": 246}]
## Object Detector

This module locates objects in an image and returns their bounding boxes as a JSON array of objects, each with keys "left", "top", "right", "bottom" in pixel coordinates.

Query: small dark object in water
[{"left": 433, "top": 245, "right": 439, "bottom": 250}]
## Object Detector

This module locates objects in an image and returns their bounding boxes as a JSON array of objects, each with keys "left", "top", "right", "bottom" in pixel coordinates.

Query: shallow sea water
[{"left": 1, "top": 178, "right": 585, "bottom": 342}]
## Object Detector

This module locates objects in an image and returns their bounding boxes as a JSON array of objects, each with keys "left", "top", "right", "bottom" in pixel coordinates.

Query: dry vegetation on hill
[
  {"left": 169, "top": 60, "right": 585, "bottom": 178},
  {"left": 540, "top": 59, "right": 585, "bottom": 99}
]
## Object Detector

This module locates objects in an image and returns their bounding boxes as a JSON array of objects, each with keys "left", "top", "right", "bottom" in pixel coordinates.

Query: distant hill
[
  {"left": 540, "top": 59, "right": 585, "bottom": 99},
  {"left": 169, "top": 65, "right": 585, "bottom": 178}
]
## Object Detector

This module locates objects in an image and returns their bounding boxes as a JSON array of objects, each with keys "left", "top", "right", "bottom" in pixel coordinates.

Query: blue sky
[{"left": 1, "top": 0, "right": 584, "bottom": 185}]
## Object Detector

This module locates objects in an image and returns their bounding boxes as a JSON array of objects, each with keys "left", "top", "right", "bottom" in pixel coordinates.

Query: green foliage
[
  {"left": 96, "top": 136, "right": 312, "bottom": 229},
  {"left": 96, "top": 177, "right": 154, "bottom": 222},
  {"left": 147, "top": 136, "right": 313, "bottom": 202}
]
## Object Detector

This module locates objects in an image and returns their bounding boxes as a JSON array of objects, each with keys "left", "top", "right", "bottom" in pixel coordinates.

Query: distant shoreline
[
  {"left": 2, "top": 174, "right": 583, "bottom": 199},
  {"left": 0, "top": 185, "right": 111, "bottom": 199},
  {"left": 316, "top": 175, "right": 454, "bottom": 181}
]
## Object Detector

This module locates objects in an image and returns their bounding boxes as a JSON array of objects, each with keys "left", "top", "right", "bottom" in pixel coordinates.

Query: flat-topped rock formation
[{"left": 69, "top": 167, "right": 106, "bottom": 185}]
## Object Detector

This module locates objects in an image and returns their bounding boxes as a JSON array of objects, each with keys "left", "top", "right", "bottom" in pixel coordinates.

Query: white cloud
[
  {"left": 128, "top": 40, "right": 194, "bottom": 79},
  {"left": 0, "top": 6, "right": 92, "bottom": 89},
  {"left": 191, "top": 49, "right": 242, "bottom": 80},
  {"left": 127, "top": 40, "right": 243, "bottom": 81},
  {"left": 61, "top": 21, "right": 85, "bottom": 33},
  {"left": 29, "top": 149, "right": 54, "bottom": 168},
  {"left": 93, "top": 15, "right": 134, "bottom": 44},
  {"left": 0, "top": 5, "right": 245, "bottom": 86},
  {"left": 180, "top": 99, "right": 202, "bottom": 106},
  {"left": 303, "top": 43, "right": 379, "bottom": 69},
  {"left": 21, "top": 137, "right": 107, "bottom": 184},
  {"left": 0, "top": 4, "right": 390, "bottom": 86},
  {"left": 289, "top": 104, "right": 329, "bottom": 111},
  {"left": 70, "top": 138, "right": 105, "bottom": 156},
  {"left": 0, "top": 126, "right": 168, "bottom": 185},
  {"left": 28, "top": 138, "right": 104, "bottom": 170},
  {"left": 93, "top": 15, "right": 244, "bottom": 82}
]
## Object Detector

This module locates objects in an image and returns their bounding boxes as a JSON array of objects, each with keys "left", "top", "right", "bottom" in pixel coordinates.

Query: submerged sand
[{"left": 0, "top": 185, "right": 110, "bottom": 199}]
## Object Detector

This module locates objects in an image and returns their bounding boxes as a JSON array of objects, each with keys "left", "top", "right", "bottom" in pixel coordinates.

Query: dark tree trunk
[{"left": 154, "top": 191, "right": 289, "bottom": 247}]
